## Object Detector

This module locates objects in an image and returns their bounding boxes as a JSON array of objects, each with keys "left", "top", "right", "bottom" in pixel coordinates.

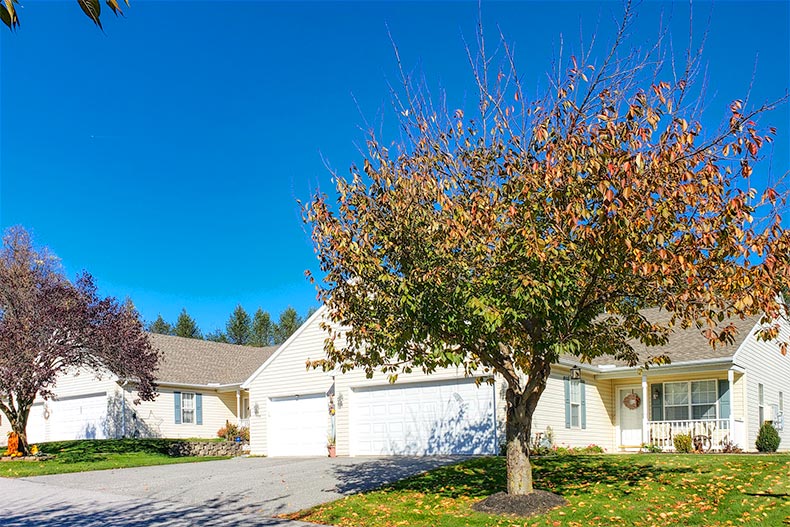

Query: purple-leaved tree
[{"left": 0, "top": 226, "right": 159, "bottom": 454}]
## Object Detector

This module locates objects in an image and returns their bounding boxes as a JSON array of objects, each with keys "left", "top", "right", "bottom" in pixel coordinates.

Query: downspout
[
  {"left": 641, "top": 373, "right": 649, "bottom": 446},
  {"left": 728, "top": 369, "right": 736, "bottom": 447},
  {"left": 121, "top": 380, "right": 128, "bottom": 438},
  {"left": 236, "top": 389, "right": 241, "bottom": 427}
]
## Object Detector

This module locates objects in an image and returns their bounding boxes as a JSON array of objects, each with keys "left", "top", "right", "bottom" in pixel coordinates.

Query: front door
[{"left": 619, "top": 386, "right": 644, "bottom": 448}]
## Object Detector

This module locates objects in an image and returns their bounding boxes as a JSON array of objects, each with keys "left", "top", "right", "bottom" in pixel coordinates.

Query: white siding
[
  {"left": 247, "top": 309, "right": 617, "bottom": 455},
  {"left": 248, "top": 311, "right": 335, "bottom": 455},
  {"left": 129, "top": 388, "right": 237, "bottom": 439},
  {"left": 528, "top": 370, "right": 615, "bottom": 452},
  {"left": 733, "top": 321, "right": 790, "bottom": 451}
]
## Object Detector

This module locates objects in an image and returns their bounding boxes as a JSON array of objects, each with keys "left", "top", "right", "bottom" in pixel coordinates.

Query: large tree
[
  {"left": 173, "top": 308, "right": 202, "bottom": 340},
  {"left": 273, "top": 307, "right": 303, "bottom": 345},
  {"left": 0, "top": 0, "right": 127, "bottom": 31},
  {"left": 148, "top": 314, "right": 174, "bottom": 336},
  {"left": 250, "top": 308, "right": 273, "bottom": 347},
  {"left": 225, "top": 305, "right": 252, "bottom": 345},
  {"left": 305, "top": 8, "right": 789, "bottom": 495},
  {"left": 0, "top": 227, "right": 159, "bottom": 454}
]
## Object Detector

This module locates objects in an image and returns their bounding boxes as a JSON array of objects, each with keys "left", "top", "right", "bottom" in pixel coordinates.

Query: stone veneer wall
[{"left": 168, "top": 441, "right": 245, "bottom": 457}]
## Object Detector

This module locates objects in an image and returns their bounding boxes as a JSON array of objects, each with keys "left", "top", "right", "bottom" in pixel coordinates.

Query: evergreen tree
[
  {"left": 225, "top": 305, "right": 252, "bottom": 345},
  {"left": 173, "top": 308, "right": 202, "bottom": 339},
  {"left": 250, "top": 308, "right": 273, "bottom": 347},
  {"left": 148, "top": 314, "right": 173, "bottom": 335},
  {"left": 273, "top": 307, "right": 302, "bottom": 345},
  {"left": 205, "top": 330, "right": 228, "bottom": 343}
]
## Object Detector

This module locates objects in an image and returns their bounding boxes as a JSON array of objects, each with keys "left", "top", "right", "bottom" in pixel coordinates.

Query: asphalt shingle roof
[
  {"left": 148, "top": 333, "right": 276, "bottom": 386},
  {"left": 571, "top": 309, "right": 761, "bottom": 368}
]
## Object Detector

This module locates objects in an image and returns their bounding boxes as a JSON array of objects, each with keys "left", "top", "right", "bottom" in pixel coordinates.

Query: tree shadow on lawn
[
  {"left": 349, "top": 456, "right": 696, "bottom": 500},
  {"left": 38, "top": 439, "right": 182, "bottom": 457}
]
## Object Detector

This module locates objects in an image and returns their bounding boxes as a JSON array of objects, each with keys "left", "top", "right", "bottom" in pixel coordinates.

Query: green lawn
[
  {"left": 287, "top": 454, "right": 790, "bottom": 527},
  {"left": 1, "top": 438, "right": 229, "bottom": 478}
]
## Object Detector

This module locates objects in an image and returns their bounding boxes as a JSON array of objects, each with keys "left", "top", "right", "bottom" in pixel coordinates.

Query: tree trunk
[
  {"left": 1, "top": 397, "right": 32, "bottom": 456},
  {"left": 9, "top": 415, "right": 30, "bottom": 456},
  {"left": 504, "top": 363, "right": 551, "bottom": 495}
]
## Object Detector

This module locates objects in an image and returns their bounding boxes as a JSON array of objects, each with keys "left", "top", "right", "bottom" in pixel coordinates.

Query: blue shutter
[
  {"left": 564, "top": 376, "right": 571, "bottom": 428},
  {"left": 196, "top": 393, "right": 203, "bottom": 425},
  {"left": 580, "top": 379, "right": 587, "bottom": 429},
  {"left": 650, "top": 384, "right": 663, "bottom": 421},
  {"left": 718, "top": 379, "right": 731, "bottom": 419},
  {"left": 174, "top": 392, "right": 182, "bottom": 424}
]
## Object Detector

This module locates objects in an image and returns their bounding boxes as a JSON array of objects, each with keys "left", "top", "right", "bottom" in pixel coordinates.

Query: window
[
  {"left": 758, "top": 383, "right": 765, "bottom": 426},
  {"left": 569, "top": 379, "right": 581, "bottom": 428},
  {"left": 182, "top": 392, "right": 195, "bottom": 424},
  {"left": 663, "top": 380, "right": 718, "bottom": 421}
]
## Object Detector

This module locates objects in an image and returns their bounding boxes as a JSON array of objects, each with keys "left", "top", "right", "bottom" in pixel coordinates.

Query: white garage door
[
  {"left": 351, "top": 378, "right": 496, "bottom": 456},
  {"left": 27, "top": 393, "right": 108, "bottom": 443},
  {"left": 268, "top": 394, "right": 328, "bottom": 456}
]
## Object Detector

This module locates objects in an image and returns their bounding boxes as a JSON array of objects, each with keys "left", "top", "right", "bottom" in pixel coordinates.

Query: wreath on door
[{"left": 623, "top": 393, "right": 641, "bottom": 410}]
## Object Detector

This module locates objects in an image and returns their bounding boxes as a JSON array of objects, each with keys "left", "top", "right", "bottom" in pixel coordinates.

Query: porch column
[
  {"left": 642, "top": 373, "right": 649, "bottom": 445},
  {"left": 236, "top": 389, "right": 241, "bottom": 426},
  {"left": 728, "top": 369, "right": 736, "bottom": 445}
]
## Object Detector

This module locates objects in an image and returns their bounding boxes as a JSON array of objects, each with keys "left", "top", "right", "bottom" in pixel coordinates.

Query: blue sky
[{"left": 1, "top": 1, "right": 788, "bottom": 334}]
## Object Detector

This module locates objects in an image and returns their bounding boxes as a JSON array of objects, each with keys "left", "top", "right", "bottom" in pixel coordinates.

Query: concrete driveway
[{"left": 1, "top": 456, "right": 464, "bottom": 526}]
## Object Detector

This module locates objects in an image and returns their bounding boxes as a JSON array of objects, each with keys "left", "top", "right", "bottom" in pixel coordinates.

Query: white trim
[
  {"left": 156, "top": 381, "right": 242, "bottom": 391},
  {"left": 731, "top": 319, "right": 761, "bottom": 366},
  {"left": 241, "top": 306, "right": 328, "bottom": 389},
  {"left": 617, "top": 384, "right": 644, "bottom": 449},
  {"left": 180, "top": 391, "right": 196, "bottom": 424},
  {"left": 662, "top": 378, "right": 720, "bottom": 421},
  {"left": 595, "top": 357, "right": 735, "bottom": 379}
]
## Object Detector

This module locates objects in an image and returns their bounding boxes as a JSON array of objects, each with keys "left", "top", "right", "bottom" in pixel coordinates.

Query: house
[
  {"left": 242, "top": 307, "right": 790, "bottom": 456},
  {"left": 2, "top": 334, "right": 276, "bottom": 444}
]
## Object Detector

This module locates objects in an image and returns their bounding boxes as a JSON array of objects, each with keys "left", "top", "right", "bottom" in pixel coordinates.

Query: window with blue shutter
[
  {"left": 196, "top": 393, "right": 203, "bottom": 425},
  {"left": 174, "top": 392, "right": 182, "bottom": 424},
  {"left": 718, "top": 379, "right": 730, "bottom": 419},
  {"left": 564, "top": 377, "right": 584, "bottom": 429},
  {"left": 651, "top": 384, "right": 663, "bottom": 421},
  {"left": 580, "top": 380, "right": 587, "bottom": 429}
]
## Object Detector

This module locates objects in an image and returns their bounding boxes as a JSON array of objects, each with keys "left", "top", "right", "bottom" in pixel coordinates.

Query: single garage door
[
  {"left": 268, "top": 394, "right": 328, "bottom": 456},
  {"left": 26, "top": 393, "right": 108, "bottom": 443},
  {"left": 351, "top": 378, "right": 496, "bottom": 456}
]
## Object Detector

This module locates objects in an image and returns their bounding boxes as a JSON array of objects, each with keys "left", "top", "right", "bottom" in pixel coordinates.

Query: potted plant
[{"left": 327, "top": 435, "right": 336, "bottom": 458}]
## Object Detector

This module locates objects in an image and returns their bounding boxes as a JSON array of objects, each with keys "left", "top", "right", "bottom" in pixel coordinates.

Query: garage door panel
[
  {"left": 26, "top": 394, "right": 107, "bottom": 443},
  {"left": 268, "top": 394, "right": 327, "bottom": 457},
  {"left": 352, "top": 379, "right": 495, "bottom": 456}
]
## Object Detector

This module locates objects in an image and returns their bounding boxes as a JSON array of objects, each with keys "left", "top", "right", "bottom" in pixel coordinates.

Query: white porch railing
[
  {"left": 238, "top": 418, "right": 250, "bottom": 429},
  {"left": 648, "top": 419, "right": 731, "bottom": 451}
]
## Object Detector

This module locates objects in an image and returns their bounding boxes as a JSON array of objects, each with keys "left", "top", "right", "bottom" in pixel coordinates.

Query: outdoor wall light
[{"left": 570, "top": 365, "right": 581, "bottom": 380}]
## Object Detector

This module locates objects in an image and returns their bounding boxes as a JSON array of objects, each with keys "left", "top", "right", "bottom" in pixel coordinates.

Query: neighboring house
[
  {"left": 13, "top": 334, "right": 276, "bottom": 444},
  {"left": 242, "top": 307, "right": 790, "bottom": 456}
]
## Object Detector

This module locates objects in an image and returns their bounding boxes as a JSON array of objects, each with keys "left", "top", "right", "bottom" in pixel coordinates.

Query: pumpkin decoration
[{"left": 6, "top": 431, "right": 19, "bottom": 457}]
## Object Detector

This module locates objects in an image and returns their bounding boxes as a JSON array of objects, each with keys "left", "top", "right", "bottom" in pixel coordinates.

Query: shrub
[
  {"left": 755, "top": 423, "right": 781, "bottom": 452},
  {"left": 642, "top": 443, "right": 663, "bottom": 453},
  {"left": 673, "top": 432, "right": 693, "bottom": 453},
  {"left": 720, "top": 440, "right": 743, "bottom": 453},
  {"left": 216, "top": 421, "right": 249, "bottom": 442}
]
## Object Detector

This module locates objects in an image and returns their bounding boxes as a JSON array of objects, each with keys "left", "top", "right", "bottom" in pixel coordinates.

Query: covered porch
[{"left": 604, "top": 359, "right": 746, "bottom": 452}]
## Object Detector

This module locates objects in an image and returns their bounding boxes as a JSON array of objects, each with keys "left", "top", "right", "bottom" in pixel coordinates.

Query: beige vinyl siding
[
  {"left": 335, "top": 367, "right": 495, "bottom": 456},
  {"left": 0, "top": 412, "right": 11, "bottom": 444},
  {"left": 247, "top": 310, "right": 498, "bottom": 456},
  {"left": 733, "top": 321, "right": 790, "bottom": 451},
  {"left": 248, "top": 312, "right": 335, "bottom": 455},
  {"left": 527, "top": 370, "right": 615, "bottom": 452},
  {"left": 128, "top": 388, "right": 237, "bottom": 439},
  {"left": 33, "top": 367, "right": 119, "bottom": 403}
]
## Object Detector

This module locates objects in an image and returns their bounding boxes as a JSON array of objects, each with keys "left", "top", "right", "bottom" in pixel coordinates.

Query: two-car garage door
[
  {"left": 351, "top": 378, "right": 496, "bottom": 456},
  {"left": 26, "top": 393, "right": 108, "bottom": 443}
]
